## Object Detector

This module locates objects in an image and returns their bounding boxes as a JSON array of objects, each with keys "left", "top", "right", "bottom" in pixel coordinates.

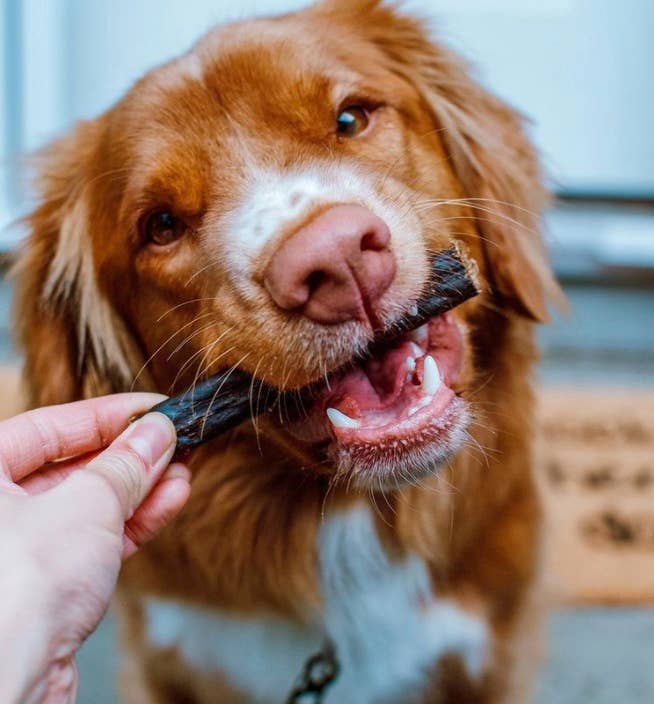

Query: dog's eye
[
  {"left": 336, "top": 106, "right": 369, "bottom": 137},
  {"left": 144, "top": 211, "right": 185, "bottom": 246}
]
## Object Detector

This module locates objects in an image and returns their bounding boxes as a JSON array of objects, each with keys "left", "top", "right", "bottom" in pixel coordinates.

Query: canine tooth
[
  {"left": 410, "top": 324, "right": 429, "bottom": 343},
  {"left": 326, "top": 407, "right": 360, "bottom": 429},
  {"left": 422, "top": 355, "right": 441, "bottom": 395},
  {"left": 409, "top": 342, "right": 423, "bottom": 358}
]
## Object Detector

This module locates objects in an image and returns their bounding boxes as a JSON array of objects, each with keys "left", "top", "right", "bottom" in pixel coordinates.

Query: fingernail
[{"left": 123, "top": 412, "right": 176, "bottom": 466}]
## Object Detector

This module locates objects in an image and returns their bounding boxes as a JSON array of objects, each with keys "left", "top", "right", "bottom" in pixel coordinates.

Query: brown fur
[{"left": 13, "top": 1, "right": 562, "bottom": 702}]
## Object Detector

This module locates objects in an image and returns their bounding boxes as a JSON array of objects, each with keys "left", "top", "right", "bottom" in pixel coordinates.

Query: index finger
[{"left": 0, "top": 392, "right": 166, "bottom": 483}]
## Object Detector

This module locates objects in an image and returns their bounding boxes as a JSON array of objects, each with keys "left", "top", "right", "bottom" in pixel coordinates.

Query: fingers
[
  {"left": 82, "top": 412, "right": 178, "bottom": 521},
  {"left": 0, "top": 393, "right": 166, "bottom": 483},
  {"left": 24, "top": 427, "right": 191, "bottom": 557},
  {"left": 20, "top": 450, "right": 101, "bottom": 495},
  {"left": 0, "top": 476, "right": 27, "bottom": 496},
  {"left": 122, "top": 463, "right": 191, "bottom": 558}
]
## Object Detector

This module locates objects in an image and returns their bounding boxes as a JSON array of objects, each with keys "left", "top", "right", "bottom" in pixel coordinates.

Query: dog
[{"left": 13, "top": 1, "right": 563, "bottom": 702}]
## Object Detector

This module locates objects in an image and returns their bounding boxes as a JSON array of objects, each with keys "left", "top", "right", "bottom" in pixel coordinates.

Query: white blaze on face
[
  {"left": 143, "top": 505, "right": 489, "bottom": 703},
  {"left": 216, "top": 163, "right": 428, "bottom": 312}
]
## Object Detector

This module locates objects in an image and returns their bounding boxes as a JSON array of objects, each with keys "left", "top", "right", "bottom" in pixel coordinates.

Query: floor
[{"left": 534, "top": 609, "right": 654, "bottom": 704}]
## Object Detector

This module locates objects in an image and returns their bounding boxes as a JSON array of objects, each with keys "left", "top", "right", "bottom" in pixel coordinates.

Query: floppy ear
[
  {"left": 12, "top": 120, "right": 143, "bottom": 407},
  {"left": 346, "top": 4, "right": 565, "bottom": 322}
]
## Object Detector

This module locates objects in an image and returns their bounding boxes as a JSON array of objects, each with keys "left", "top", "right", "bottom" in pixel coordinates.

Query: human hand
[{"left": 0, "top": 394, "right": 191, "bottom": 704}]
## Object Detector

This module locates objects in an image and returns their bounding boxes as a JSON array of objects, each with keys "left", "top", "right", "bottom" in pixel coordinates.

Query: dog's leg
[
  {"left": 421, "top": 598, "right": 542, "bottom": 704},
  {"left": 114, "top": 592, "right": 199, "bottom": 704},
  {"left": 114, "top": 591, "right": 250, "bottom": 704},
  {"left": 423, "top": 478, "right": 544, "bottom": 704}
]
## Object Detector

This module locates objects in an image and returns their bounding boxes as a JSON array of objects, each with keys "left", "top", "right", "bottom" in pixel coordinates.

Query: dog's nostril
[
  {"left": 306, "top": 270, "right": 327, "bottom": 294},
  {"left": 360, "top": 230, "right": 380, "bottom": 252}
]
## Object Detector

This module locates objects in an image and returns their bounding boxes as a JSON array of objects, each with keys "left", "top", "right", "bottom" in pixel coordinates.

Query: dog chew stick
[{"left": 149, "top": 244, "right": 480, "bottom": 455}]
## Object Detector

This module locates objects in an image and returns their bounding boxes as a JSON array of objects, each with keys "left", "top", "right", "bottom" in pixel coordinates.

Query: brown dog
[{"left": 13, "top": 1, "right": 562, "bottom": 702}]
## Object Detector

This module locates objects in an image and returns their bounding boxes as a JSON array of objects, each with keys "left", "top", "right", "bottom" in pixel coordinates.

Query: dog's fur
[{"left": 13, "top": 1, "right": 562, "bottom": 702}]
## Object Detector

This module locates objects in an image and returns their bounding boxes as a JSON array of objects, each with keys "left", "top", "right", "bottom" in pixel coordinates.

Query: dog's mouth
[
  {"left": 286, "top": 311, "right": 468, "bottom": 483},
  {"left": 319, "top": 312, "right": 463, "bottom": 438},
  {"left": 155, "top": 244, "right": 477, "bottom": 485}
]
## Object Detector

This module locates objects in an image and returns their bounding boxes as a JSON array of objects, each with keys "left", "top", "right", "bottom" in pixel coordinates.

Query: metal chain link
[{"left": 285, "top": 642, "right": 340, "bottom": 704}]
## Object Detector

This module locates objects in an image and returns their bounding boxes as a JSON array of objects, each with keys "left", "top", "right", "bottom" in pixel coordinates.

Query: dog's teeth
[
  {"left": 422, "top": 355, "right": 441, "bottom": 395},
  {"left": 410, "top": 324, "right": 429, "bottom": 343},
  {"left": 326, "top": 407, "right": 360, "bottom": 429},
  {"left": 406, "top": 355, "right": 417, "bottom": 382},
  {"left": 409, "top": 304, "right": 419, "bottom": 317},
  {"left": 409, "top": 342, "right": 423, "bottom": 358}
]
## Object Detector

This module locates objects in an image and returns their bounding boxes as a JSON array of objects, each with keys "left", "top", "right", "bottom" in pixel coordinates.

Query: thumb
[{"left": 82, "top": 412, "right": 177, "bottom": 521}]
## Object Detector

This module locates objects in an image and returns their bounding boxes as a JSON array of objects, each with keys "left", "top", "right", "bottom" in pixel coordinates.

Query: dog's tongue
[
  {"left": 327, "top": 344, "right": 413, "bottom": 418},
  {"left": 315, "top": 313, "right": 463, "bottom": 439}
]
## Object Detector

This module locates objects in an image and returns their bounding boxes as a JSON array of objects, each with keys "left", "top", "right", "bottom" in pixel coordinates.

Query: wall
[{"left": 1, "top": 0, "right": 653, "bottom": 242}]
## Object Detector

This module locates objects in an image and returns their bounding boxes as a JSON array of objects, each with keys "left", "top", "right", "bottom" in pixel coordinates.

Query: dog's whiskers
[
  {"left": 170, "top": 325, "right": 236, "bottom": 394},
  {"left": 129, "top": 312, "right": 215, "bottom": 391},
  {"left": 248, "top": 357, "right": 265, "bottom": 454},
  {"left": 199, "top": 353, "right": 251, "bottom": 439},
  {"left": 156, "top": 298, "right": 218, "bottom": 323}
]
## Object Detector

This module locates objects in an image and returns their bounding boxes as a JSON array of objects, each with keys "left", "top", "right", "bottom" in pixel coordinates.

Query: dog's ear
[
  {"left": 350, "top": 5, "right": 566, "bottom": 322},
  {"left": 12, "top": 120, "right": 141, "bottom": 407}
]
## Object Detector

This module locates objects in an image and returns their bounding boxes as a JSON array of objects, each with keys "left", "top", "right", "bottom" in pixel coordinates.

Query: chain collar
[{"left": 285, "top": 641, "right": 340, "bottom": 704}]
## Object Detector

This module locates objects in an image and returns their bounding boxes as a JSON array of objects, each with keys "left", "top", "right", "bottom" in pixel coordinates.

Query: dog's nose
[{"left": 263, "top": 204, "right": 396, "bottom": 325}]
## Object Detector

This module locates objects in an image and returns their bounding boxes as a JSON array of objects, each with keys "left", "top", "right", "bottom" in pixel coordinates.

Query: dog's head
[{"left": 14, "top": 0, "right": 561, "bottom": 489}]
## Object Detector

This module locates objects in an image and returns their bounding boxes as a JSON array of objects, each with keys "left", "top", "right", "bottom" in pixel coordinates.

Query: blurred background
[{"left": 1, "top": 1, "right": 653, "bottom": 702}]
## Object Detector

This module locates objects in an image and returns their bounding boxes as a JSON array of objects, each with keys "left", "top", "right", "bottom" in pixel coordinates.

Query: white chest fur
[{"left": 145, "top": 506, "right": 487, "bottom": 704}]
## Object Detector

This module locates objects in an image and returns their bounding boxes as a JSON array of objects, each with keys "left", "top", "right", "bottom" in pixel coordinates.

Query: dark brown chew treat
[
  {"left": 367, "top": 242, "right": 479, "bottom": 353},
  {"left": 150, "top": 244, "right": 480, "bottom": 455}
]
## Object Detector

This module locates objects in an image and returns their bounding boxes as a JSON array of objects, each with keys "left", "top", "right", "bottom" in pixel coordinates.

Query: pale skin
[{"left": 0, "top": 394, "right": 192, "bottom": 704}]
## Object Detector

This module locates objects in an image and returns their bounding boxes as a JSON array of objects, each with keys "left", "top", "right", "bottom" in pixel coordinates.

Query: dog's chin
[
  {"left": 328, "top": 396, "right": 469, "bottom": 490},
  {"left": 280, "top": 311, "right": 470, "bottom": 490}
]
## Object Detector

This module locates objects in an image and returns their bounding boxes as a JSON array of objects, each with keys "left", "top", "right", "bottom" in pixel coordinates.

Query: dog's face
[{"left": 15, "top": 0, "right": 560, "bottom": 490}]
